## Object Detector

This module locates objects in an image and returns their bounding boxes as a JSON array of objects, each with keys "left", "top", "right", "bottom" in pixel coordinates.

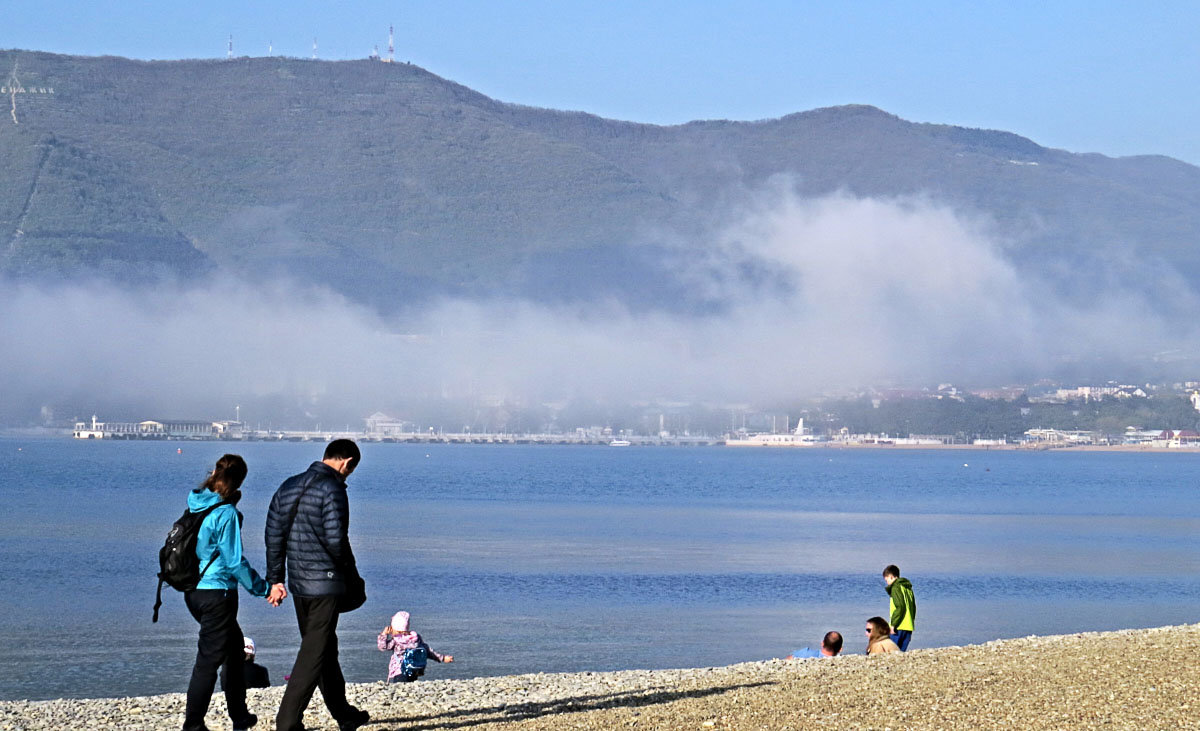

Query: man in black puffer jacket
[{"left": 265, "top": 439, "right": 369, "bottom": 731}]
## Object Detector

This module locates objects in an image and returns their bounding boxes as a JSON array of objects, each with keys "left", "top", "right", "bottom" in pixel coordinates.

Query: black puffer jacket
[{"left": 265, "top": 461, "right": 359, "bottom": 598}]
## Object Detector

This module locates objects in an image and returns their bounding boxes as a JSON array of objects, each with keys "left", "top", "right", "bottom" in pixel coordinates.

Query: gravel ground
[{"left": 2, "top": 624, "right": 1197, "bottom": 730}]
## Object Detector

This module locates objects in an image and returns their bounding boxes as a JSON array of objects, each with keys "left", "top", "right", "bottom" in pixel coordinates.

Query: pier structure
[
  {"left": 72, "top": 415, "right": 716, "bottom": 445},
  {"left": 73, "top": 416, "right": 243, "bottom": 440},
  {"left": 354, "top": 431, "right": 715, "bottom": 446}
]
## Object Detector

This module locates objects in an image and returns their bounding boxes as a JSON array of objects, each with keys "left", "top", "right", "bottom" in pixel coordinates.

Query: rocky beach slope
[{"left": 3, "top": 624, "right": 1196, "bottom": 730}]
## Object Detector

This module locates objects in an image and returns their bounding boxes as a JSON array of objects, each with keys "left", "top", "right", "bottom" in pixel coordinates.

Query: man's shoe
[
  {"left": 232, "top": 713, "right": 257, "bottom": 730},
  {"left": 337, "top": 708, "right": 370, "bottom": 731}
]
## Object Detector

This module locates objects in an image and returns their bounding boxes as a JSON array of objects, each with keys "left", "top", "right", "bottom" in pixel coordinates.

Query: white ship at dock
[{"left": 725, "top": 418, "right": 819, "bottom": 447}]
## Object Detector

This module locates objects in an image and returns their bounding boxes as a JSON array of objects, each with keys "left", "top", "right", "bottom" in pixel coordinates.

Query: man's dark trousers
[
  {"left": 184, "top": 589, "right": 249, "bottom": 731},
  {"left": 275, "top": 596, "right": 353, "bottom": 731}
]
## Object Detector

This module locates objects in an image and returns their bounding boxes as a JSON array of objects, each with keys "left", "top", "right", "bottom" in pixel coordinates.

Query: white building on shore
[{"left": 73, "top": 416, "right": 241, "bottom": 440}]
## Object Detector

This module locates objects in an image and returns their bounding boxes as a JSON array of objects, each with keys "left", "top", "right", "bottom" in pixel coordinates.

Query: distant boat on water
[{"left": 609, "top": 439, "right": 632, "bottom": 447}]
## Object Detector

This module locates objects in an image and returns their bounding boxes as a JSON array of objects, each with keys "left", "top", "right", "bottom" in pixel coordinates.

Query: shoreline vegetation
[
  {"left": 801, "top": 442, "right": 1200, "bottom": 452},
  {"left": 3, "top": 624, "right": 1195, "bottom": 729}
]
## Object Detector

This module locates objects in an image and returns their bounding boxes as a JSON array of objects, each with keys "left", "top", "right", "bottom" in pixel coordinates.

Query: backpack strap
[
  {"left": 198, "top": 547, "right": 222, "bottom": 579},
  {"left": 284, "top": 477, "right": 349, "bottom": 569},
  {"left": 153, "top": 579, "right": 164, "bottom": 623},
  {"left": 273, "top": 475, "right": 320, "bottom": 586},
  {"left": 282, "top": 475, "right": 316, "bottom": 544},
  {"left": 194, "top": 500, "right": 229, "bottom": 581}
]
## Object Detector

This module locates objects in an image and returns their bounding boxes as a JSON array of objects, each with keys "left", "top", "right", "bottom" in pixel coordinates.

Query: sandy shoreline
[{"left": 3, "top": 624, "right": 1197, "bottom": 730}]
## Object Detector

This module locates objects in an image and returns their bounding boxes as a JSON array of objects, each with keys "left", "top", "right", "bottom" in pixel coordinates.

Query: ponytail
[{"left": 201, "top": 454, "right": 248, "bottom": 499}]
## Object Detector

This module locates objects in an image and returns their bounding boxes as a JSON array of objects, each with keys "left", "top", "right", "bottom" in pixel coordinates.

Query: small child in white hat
[{"left": 377, "top": 611, "right": 454, "bottom": 683}]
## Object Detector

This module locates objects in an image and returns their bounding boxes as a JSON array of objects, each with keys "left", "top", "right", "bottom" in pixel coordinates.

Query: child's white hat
[
  {"left": 390, "top": 611, "right": 410, "bottom": 633},
  {"left": 243, "top": 637, "right": 256, "bottom": 656}
]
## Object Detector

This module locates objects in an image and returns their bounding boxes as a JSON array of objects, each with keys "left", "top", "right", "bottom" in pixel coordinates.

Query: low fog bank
[{"left": 4, "top": 191, "right": 1197, "bottom": 428}]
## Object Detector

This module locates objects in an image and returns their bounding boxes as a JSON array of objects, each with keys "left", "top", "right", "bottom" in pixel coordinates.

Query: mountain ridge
[{"left": 1, "top": 49, "right": 1197, "bottom": 309}]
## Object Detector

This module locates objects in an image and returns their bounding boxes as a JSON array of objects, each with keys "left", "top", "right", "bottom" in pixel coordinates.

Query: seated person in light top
[
  {"left": 865, "top": 616, "right": 900, "bottom": 655},
  {"left": 788, "top": 631, "right": 843, "bottom": 659},
  {"left": 377, "top": 611, "right": 454, "bottom": 683},
  {"left": 220, "top": 636, "right": 270, "bottom": 690}
]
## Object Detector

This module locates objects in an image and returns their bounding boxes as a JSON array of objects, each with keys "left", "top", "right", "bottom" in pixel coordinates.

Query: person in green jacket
[{"left": 883, "top": 564, "right": 916, "bottom": 651}]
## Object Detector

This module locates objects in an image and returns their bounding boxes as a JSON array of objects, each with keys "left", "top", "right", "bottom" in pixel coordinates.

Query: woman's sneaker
[{"left": 232, "top": 713, "right": 257, "bottom": 730}]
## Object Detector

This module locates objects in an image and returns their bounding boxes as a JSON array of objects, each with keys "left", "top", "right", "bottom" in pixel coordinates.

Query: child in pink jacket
[{"left": 377, "top": 611, "right": 454, "bottom": 683}]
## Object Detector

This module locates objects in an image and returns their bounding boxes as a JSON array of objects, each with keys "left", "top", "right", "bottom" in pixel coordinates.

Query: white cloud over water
[{"left": 4, "top": 189, "right": 1196, "bottom": 422}]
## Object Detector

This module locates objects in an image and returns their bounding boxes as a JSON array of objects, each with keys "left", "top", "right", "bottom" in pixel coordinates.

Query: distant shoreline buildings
[
  {"left": 73, "top": 415, "right": 245, "bottom": 440},
  {"left": 70, "top": 414, "right": 715, "bottom": 446},
  {"left": 64, "top": 378, "right": 1200, "bottom": 447},
  {"left": 71, "top": 407, "right": 1200, "bottom": 449}
]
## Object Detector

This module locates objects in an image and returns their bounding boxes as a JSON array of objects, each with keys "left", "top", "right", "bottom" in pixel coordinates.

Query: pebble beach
[{"left": 3, "top": 624, "right": 1197, "bottom": 730}]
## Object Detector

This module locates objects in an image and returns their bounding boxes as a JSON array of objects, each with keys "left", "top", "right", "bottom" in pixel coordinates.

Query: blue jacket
[
  {"left": 265, "top": 461, "right": 358, "bottom": 598},
  {"left": 189, "top": 487, "right": 269, "bottom": 597}
]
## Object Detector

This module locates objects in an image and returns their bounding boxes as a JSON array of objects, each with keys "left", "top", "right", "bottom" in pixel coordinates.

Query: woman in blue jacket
[{"left": 183, "top": 454, "right": 270, "bottom": 731}]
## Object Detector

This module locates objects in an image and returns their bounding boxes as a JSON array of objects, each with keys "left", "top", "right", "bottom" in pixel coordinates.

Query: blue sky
[{"left": 7, "top": 1, "right": 1200, "bottom": 163}]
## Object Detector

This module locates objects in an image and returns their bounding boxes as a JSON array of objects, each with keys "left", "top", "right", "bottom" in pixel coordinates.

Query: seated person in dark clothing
[{"left": 220, "top": 636, "right": 270, "bottom": 690}]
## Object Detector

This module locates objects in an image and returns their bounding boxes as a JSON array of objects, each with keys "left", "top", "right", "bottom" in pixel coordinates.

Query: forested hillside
[{"left": 2, "top": 49, "right": 1199, "bottom": 308}]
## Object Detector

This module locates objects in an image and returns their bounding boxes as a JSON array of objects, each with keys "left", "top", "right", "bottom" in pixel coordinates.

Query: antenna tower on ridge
[
  {"left": 388, "top": 24, "right": 395, "bottom": 63},
  {"left": 312, "top": 37, "right": 318, "bottom": 59},
  {"left": 227, "top": 35, "right": 233, "bottom": 60}
]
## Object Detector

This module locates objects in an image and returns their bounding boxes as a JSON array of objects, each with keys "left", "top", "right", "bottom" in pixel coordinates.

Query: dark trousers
[
  {"left": 184, "top": 589, "right": 249, "bottom": 731},
  {"left": 891, "top": 629, "right": 913, "bottom": 651},
  {"left": 276, "top": 596, "right": 352, "bottom": 731}
]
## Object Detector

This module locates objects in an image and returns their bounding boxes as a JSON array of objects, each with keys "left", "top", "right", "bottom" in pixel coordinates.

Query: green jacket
[{"left": 886, "top": 577, "right": 916, "bottom": 631}]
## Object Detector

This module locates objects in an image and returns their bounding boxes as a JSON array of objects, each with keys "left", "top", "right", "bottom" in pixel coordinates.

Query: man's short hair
[
  {"left": 883, "top": 564, "right": 900, "bottom": 578},
  {"left": 324, "top": 439, "right": 361, "bottom": 465},
  {"left": 822, "top": 631, "right": 843, "bottom": 655}
]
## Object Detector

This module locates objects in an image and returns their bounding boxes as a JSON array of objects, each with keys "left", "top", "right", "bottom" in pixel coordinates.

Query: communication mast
[
  {"left": 268, "top": 40, "right": 273, "bottom": 56},
  {"left": 388, "top": 24, "right": 395, "bottom": 63},
  {"left": 227, "top": 35, "right": 233, "bottom": 60},
  {"left": 312, "top": 37, "right": 318, "bottom": 59}
]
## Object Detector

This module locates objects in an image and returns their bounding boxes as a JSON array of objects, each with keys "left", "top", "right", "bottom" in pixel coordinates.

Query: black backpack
[{"left": 152, "top": 501, "right": 228, "bottom": 622}]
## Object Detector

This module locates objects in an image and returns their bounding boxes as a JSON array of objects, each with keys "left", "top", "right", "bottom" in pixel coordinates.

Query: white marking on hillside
[{"left": 7, "top": 62, "right": 18, "bottom": 125}]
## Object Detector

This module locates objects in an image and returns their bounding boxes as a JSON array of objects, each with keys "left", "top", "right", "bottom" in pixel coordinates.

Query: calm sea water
[{"left": 0, "top": 439, "right": 1197, "bottom": 700}]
